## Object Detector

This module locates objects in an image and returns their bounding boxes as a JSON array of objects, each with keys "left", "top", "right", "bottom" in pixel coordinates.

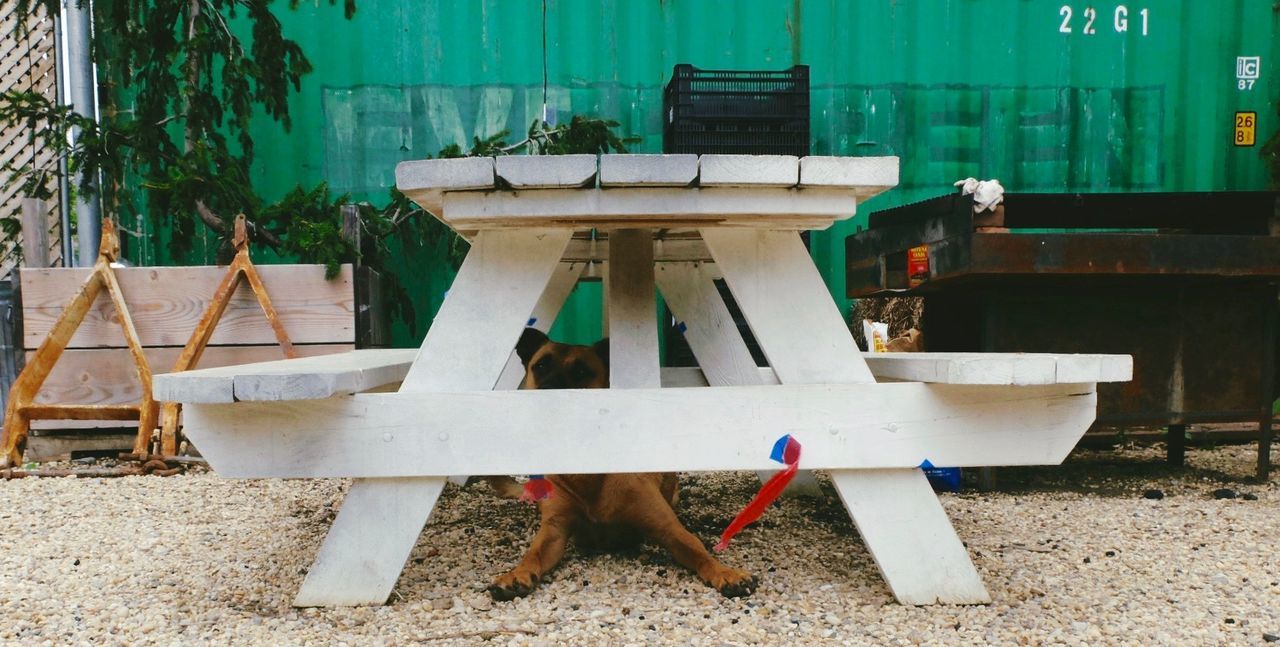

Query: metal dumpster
[{"left": 846, "top": 191, "right": 1280, "bottom": 479}]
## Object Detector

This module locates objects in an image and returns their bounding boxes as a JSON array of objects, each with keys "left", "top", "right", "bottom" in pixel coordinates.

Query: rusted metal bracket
[
  {"left": 155, "top": 214, "right": 297, "bottom": 456},
  {"left": 0, "top": 220, "right": 157, "bottom": 467}
]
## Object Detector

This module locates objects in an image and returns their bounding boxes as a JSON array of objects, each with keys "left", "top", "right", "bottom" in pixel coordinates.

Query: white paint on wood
[
  {"left": 494, "top": 154, "right": 597, "bottom": 188},
  {"left": 659, "top": 366, "right": 778, "bottom": 388},
  {"left": 607, "top": 229, "right": 660, "bottom": 388},
  {"left": 29, "top": 345, "right": 350, "bottom": 429},
  {"left": 22, "top": 265, "right": 355, "bottom": 348},
  {"left": 494, "top": 262, "right": 585, "bottom": 390},
  {"left": 599, "top": 154, "right": 699, "bottom": 187},
  {"left": 394, "top": 157, "right": 496, "bottom": 214},
  {"left": 701, "top": 229, "right": 874, "bottom": 384},
  {"left": 655, "top": 263, "right": 763, "bottom": 387},
  {"left": 439, "top": 187, "right": 856, "bottom": 232},
  {"left": 830, "top": 468, "right": 991, "bottom": 605},
  {"left": 864, "top": 352, "right": 1132, "bottom": 385},
  {"left": 395, "top": 157, "right": 495, "bottom": 191},
  {"left": 657, "top": 353, "right": 1131, "bottom": 388},
  {"left": 180, "top": 382, "right": 1099, "bottom": 478},
  {"left": 564, "top": 237, "right": 714, "bottom": 263},
  {"left": 292, "top": 477, "right": 447, "bottom": 607},
  {"left": 698, "top": 155, "right": 800, "bottom": 187},
  {"left": 799, "top": 156, "right": 900, "bottom": 193},
  {"left": 401, "top": 229, "right": 572, "bottom": 391},
  {"left": 154, "top": 349, "right": 416, "bottom": 403}
]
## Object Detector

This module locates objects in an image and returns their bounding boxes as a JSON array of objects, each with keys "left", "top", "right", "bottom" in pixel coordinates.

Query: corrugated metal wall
[{"left": 135, "top": 0, "right": 1280, "bottom": 345}]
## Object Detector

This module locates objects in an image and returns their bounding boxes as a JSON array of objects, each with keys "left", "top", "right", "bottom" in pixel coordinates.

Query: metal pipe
[{"left": 63, "top": 0, "right": 100, "bottom": 266}]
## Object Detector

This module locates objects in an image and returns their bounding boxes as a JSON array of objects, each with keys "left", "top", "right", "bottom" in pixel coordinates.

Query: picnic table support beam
[
  {"left": 702, "top": 228, "right": 991, "bottom": 605},
  {"left": 654, "top": 261, "right": 820, "bottom": 495},
  {"left": 292, "top": 228, "right": 572, "bottom": 607}
]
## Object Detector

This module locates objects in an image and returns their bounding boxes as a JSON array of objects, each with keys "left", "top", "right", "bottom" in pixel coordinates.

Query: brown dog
[{"left": 484, "top": 328, "right": 757, "bottom": 601}]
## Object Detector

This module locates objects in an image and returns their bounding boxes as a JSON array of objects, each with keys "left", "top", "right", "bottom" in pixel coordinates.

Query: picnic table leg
[
  {"left": 655, "top": 261, "right": 821, "bottom": 495},
  {"left": 702, "top": 228, "right": 990, "bottom": 605},
  {"left": 293, "top": 478, "right": 446, "bottom": 606},
  {"left": 293, "top": 229, "right": 573, "bottom": 606}
]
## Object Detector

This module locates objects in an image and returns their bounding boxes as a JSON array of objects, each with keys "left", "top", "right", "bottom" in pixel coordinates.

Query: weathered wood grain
[
  {"left": 21, "top": 265, "right": 355, "bottom": 348},
  {"left": 599, "top": 154, "right": 699, "bottom": 187},
  {"left": 439, "top": 187, "right": 856, "bottom": 232},
  {"left": 180, "top": 382, "right": 1099, "bottom": 479},
  {"left": 28, "top": 345, "right": 352, "bottom": 429},
  {"left": 153, "top": 348, "right": 415, "bottom": 403},
  {"left": 494, "top": 154, "right": 597, "bottom": 188}
]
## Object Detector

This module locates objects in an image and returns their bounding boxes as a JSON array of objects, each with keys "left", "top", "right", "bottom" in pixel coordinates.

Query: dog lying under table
[{"left": 482, "top": 328, "right": 758, "bottom": 601}]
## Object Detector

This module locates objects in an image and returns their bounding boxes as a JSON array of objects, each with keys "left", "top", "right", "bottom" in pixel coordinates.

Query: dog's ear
[
  {"left": 592, "top": 338, "right": 609, "bottom": 367},
  {"left": 516, "top": 327, "right": 549, "bottom": 367}
]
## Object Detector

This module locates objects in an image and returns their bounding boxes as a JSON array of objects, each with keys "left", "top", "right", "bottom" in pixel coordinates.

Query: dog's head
[{"left": 516, "top": 328, "right": 609, "bottom": 390}]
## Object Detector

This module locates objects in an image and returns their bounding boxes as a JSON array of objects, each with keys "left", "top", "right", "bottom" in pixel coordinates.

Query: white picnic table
[{"left": 155, "top": 153, "right": 1132, "bottom": 607}]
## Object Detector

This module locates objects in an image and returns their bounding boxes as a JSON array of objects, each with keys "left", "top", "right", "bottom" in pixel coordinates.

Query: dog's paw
[
  {"left": 487, "top": 571, "right": 540, "bottom": 601},
  {"left": 707, "top": 568, "right": 758, "bottom": 598}
]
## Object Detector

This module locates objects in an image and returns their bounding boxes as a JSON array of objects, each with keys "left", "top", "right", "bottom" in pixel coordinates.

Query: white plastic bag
[{"left": 861, "top": 319, "right": 889, "bottom": 353}]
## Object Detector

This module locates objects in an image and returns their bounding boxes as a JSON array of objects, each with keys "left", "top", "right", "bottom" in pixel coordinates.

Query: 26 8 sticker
[{"left": 1234, "top": 112, "right": 1256, "bottom": 147}]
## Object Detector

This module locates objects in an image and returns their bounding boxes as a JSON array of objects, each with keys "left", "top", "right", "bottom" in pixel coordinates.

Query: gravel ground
[{"left": 0, "top": 444, "right": 1276, "bottom": 646}]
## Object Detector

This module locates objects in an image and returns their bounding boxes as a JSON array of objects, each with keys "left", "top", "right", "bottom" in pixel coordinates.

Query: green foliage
[{"left": 0, "top": 0, "right": 635, "bottom": 336}]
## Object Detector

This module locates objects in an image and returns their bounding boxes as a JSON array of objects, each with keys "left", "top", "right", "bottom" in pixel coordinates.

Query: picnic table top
[{"left": 395, "top": 154, "right": 899, "bottom": 234}]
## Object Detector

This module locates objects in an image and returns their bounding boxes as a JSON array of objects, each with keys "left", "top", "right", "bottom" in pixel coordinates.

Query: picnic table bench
[{"left": 155, "top": 154, "right": 1131, "bottom": 607}]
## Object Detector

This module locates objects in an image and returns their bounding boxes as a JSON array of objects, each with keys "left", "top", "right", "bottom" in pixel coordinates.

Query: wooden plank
[
  {"left": 563, "top": 237, "right": 714, "bottom": 263},
  {"left": 698, "top": 155, "right": 799, "bottom": 187},
  {"left": 21, "top": 265, "right": 355, "bottom": 348},
  {"left": 293, "top": 477, "right": 446, "bottom": 607},
  {"left": 401, "top": 229, "right": 572, "bottom": 391},
  {"left": 799, "top": 156, "right": 900, "bottom": 189},
  {"left": 27, "top": 345, "right": 351, "bottom": 430},
  {"left": 20, "top": 198, "right": 49, "bottom": 267},
  {"left": 295, "top": 226, "right": 571, "bottom": 606},
  {"left": 494, "top": 154, "right": 597, "bottom": 188},
  {"left": 830, "top": 469, "right": 991, "bottom": 605},
  {"left": 153, "top": 348, "right": 414, "bottom": 403},
  {"left": 25, "top": 432, "right": 138, "bottom": 463},
  {"left": 702, "top": 229, "right": 875, "bottom": 384},
  {"left": 654, "top": 262, "right": 820, "bottom": 495},
  {"left": 864, "top": 353, "right": 1133, "bottom": 385},
  {"left": 607, "top": 229, "right": 659, "bottom": 388},
  {"left": 655, "top": 263, "right": 763, "bottom": 386},
  {"left": 439, "top": 187, "right": 855, "bottom": 232},
  {"left": 180, "top": 382, "right": 1099, "bottom": 479},
  {"left": 394, "top": 157, "right": 495, "bottom": 214},
  {"left": 599, "top": 154, "right": 699, "bottom": 187}
]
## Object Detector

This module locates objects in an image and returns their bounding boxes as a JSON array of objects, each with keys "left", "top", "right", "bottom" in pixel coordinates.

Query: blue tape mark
[
  {"left": 769, "top": 434, "right": 793, "bottom": 464},
  {"left": 676, "top": 321, "right": 687, "bottom": 334},
  {"left": 529, "top": 474, "right": 544, "bottom": 480},
  {"left": 918, "top": 459, "right": 935, "bottom": 470},
  {"left": 527, "top": 317, "right": 538, "bottom": 327}
]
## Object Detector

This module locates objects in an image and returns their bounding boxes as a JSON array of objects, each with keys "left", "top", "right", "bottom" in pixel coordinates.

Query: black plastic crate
[{"left": 663, "top": 64, "right": 810, "bottom": 157}]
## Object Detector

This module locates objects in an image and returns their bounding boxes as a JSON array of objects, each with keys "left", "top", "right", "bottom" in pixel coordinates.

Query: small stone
[
  {"left": 1242, "top": 493, "right": 1258, "bottom": 501},
  {"left": 1262, "top": 633, "right": 1279, "bottom": 642},
  {"left": 467, "top": 595, "right": 492, "bottom": 611},
  {"left": 1143, "top": 489, "right": 1165, "bottom": 500},
  {"left": 1105, "top": 551, "right": 1116, "bottom": 557},
  {"left": 1213, "top": 488, "right": 1237, "bottom": 500}
]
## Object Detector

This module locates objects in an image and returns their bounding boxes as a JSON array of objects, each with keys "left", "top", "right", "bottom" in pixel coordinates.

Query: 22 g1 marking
[{"left": 1060, "top": 6, "right": 1149, "bottom": 36}]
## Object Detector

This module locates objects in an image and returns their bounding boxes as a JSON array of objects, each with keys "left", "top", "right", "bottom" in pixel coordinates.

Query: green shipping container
[{"left": 130, "top": 0, "right": 1280, "bottom": 346}]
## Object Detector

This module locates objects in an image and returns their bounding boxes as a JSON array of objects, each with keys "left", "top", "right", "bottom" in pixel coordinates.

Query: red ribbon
[
  {"left": 520, "top": 475, "right": 553, "bottom": 503},
  {"left": 715, "top": 435, "right": 801, "bottom": 552}
]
